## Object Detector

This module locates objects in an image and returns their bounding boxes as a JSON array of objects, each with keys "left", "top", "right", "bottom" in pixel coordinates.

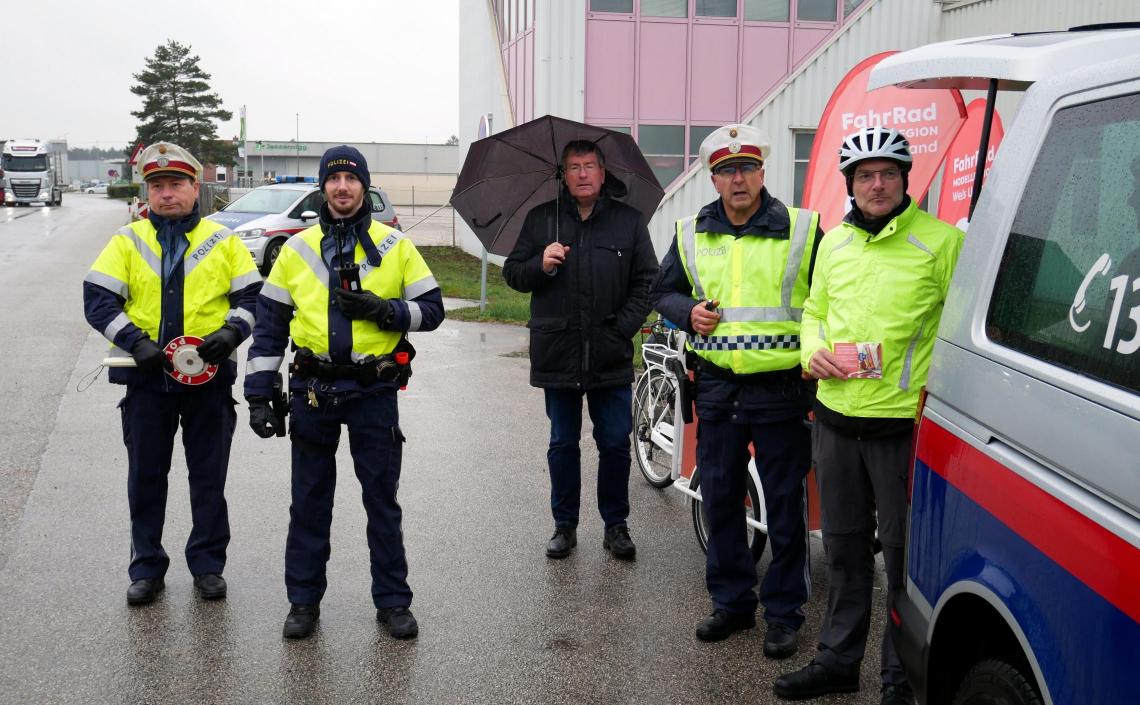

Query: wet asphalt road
[{"left": 0, "top": 195, "right": 887, "bottom": 704}]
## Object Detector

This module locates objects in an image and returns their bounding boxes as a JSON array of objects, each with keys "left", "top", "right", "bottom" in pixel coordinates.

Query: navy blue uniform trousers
[
  {"left": 697, "top": 415, "right": 811, "bottom": 628},
  {"left": 285, "top": 389, "right": 411, "bottom": 610},
  {"left": 119, "top": 382, "right": 236, "bottom": 581}
]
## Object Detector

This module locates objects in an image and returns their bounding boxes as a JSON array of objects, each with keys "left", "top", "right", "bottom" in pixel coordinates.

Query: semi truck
[{"left": 1, "top": 139, "right": 66, "bottom": 206}]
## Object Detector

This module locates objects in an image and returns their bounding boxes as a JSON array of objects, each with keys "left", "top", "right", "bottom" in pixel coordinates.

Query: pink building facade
[{"left": 491, "top": 0, "right": 866, "bottom": 188}]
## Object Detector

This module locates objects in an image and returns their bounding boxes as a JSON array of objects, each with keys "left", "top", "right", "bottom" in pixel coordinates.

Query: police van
[{"left": 868, "top": 26, "right": 1140, "bottom": 705}]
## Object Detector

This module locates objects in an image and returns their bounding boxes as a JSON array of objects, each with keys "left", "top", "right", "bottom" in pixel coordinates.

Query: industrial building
[
  {"left": 459, "top": 0, "right": 1139, "bottom": 256},
  {"left": 231, "top": 140, "right": 458, "bottom": 206}
]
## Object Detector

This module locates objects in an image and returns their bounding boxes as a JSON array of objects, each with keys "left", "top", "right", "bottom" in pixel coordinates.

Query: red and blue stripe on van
[{"left": 911, "top": 419, "right": 1140, "bottom": 704}]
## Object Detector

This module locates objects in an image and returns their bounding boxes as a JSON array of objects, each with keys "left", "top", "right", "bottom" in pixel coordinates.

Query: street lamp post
[
  {"left": 241, "top": 105, "right": 248, "bottom": 187},
  {"left": 295, "top": 113, "right": 300, "bottom": 176}
]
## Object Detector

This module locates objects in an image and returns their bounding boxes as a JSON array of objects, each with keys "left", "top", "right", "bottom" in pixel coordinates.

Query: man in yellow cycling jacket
[
  {"left": 775, "top": 127, "right": 964, "bottom": 705},
  {"left": 83, "top": 142, "right": 261, "bottom": 606},
  {"left": 651, "top": 124, "right": 823, "bottom": 659},
  {"left": 244, "top": 146, "right": 443, "bottom": 641}
]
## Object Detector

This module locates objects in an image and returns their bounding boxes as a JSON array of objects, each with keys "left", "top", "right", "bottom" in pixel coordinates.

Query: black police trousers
[
  {"left": 119, "top": 382, "right": 236, "bottom": 581},
  {"left": 285, "top": 389, "right": 412, "bottom": 609},
  {"left": 697, "top": 415, "right": 812, "bottom": 627}
]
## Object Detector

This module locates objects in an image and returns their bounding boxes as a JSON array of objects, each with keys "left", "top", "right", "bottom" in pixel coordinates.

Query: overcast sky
[{"left": 4, "top": 0, "right": 459, "bottom": 149}]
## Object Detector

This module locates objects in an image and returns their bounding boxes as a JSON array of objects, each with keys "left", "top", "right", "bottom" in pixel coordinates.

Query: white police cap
[
  {"left": 699, "top": 124, "right": 771, "bottom": 172},
  {"left": 139, "top": 141, "right": 202, "bottom": 181}
]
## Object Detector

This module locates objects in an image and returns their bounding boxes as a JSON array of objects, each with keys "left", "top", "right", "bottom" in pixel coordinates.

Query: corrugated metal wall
[
  {"left": 649, "top": 0, "right": 942, "bottom": 254},
  {"left": 939, "top": 0, "right": 1140, "bottom": 38},
  {"left": 534, "top": 0, "right": 586, "bottom": 122},
  {"left": 648, "top": 0, "right": 1140, "bottom": 253}
]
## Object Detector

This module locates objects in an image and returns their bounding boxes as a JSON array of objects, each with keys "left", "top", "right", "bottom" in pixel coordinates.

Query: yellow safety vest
[
  {"left": 801, "top": 200, "right": 964, "bottom": 418},
  {"left": 87, "top": 218, "right": 260, "bottom": 356},
  {"left": 677, "top": 207, "right": 819, "bottom": 373},
  {"left": 261, "top": 220, "right": 436, "bottom": 359}
]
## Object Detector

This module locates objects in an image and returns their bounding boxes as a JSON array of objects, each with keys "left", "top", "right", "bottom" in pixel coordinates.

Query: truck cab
[
  {"left": 871, "top": 25, "right": 1140, "bottom": 705},
  {"left": 2, "top": 139, "right": 64, "bottom": 206}
]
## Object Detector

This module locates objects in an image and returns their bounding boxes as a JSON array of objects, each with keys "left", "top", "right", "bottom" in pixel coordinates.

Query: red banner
[
  {"left": 936, "top": 98, "right": 1004, "bottom": 231},
  {"left": 802, "top": 52, "right": 967, "bottom": 232}
]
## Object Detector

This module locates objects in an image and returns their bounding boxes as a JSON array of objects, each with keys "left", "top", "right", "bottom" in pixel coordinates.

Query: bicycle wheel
[
  {"left": 632, "top": 369, "right": 675, "bottom": 488},
  {"left": 690, "top": 468, "right": 768, "bottom": 563}
]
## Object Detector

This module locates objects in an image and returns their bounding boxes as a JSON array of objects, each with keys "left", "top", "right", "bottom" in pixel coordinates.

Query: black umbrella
[{"left": 450, "top": 115, "right": 664, "bottom": 256}]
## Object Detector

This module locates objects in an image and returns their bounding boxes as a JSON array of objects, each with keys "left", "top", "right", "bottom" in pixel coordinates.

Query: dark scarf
[
  {"left": 319, "top": 200, "right": 382, "bottom": 267},
  {"left": 149, "top": 206, "right": 202, "bottom": 279},
  {"left": 844, "top": 195, "right": 912, "bottom": 237}
]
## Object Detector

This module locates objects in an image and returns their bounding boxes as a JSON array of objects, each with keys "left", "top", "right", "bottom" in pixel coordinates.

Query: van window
[
  {"left": 987, "top": 92, "right": 1140, "bottom": 394},
  {"left": 368, "top": 191, "right": 386, "bottom": 213}
]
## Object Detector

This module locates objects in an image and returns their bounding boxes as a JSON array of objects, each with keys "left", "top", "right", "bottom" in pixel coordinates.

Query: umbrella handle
[{"left": 472, "top": 213, "right": 501, "bottom": 228}]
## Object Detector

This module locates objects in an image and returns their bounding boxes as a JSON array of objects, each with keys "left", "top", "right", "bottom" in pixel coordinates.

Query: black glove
[
  {"left": 334, "top": 288, "right": 393, "bottom": 326},
  {"left": 131, "top": 337, "right": 174, "bottom": 373},
  {"left": 196, "top": 323, "right": 243, "bottom": 364},
  {"left": 248, "top": 397, "right": 282, "bottom": 439}
]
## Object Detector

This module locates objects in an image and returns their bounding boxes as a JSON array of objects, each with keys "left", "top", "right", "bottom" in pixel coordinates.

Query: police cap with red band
[
  {"left": 139, "top": 141, "right": 202, "bottom": 181},
  {"left": 699, "top": 124, "right": 771, "bottom": 172}
]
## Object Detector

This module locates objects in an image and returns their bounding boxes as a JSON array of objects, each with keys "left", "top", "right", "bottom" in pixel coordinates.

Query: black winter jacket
[{"left": 503, "top": 188, "right": 659, "bottom": 389}]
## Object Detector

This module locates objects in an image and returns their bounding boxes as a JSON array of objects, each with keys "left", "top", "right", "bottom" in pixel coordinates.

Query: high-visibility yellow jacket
[
  {"left": 84, "top": 217, "right": 260, "bottom": 358},
  {"left": 260, "top": 220, "right": 436, "bottom": 359},
  {"left": 801, "top": 200, "right": 964, "bottom": 418},
  {"left": 676, "top": 207, "right": 820, "bottom": 373}
]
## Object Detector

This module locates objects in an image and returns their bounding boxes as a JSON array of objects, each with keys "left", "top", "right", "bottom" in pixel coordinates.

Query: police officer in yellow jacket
[
  {"left": 244, "top": 146, "right": 444, "bottom": 641},
  {"left": 774, "top": 127, "right": 964, "bottom": 705},
  {"left": 83, "top": 142, "right": 262, "bottom": 606},
  {"left": 651, "top": 124, "right": 822, "bottom": 657}
]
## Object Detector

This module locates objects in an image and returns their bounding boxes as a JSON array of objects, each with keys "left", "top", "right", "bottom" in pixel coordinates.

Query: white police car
[{"left": 207, "top": 178, "right": 401, "bottom": 274}]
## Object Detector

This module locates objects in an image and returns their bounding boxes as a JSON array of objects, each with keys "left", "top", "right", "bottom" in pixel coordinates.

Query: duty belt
[
  {"left": 290, "top": 349, "right": 401, "bottom": 384},
  {"left": 696, "top": 358, "right": 801, "bottom": 386}
]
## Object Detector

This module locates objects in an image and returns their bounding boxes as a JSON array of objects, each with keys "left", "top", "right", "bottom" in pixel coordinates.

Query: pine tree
[{"left": 129, "top": 40, "right": 235, "bottom": 170}]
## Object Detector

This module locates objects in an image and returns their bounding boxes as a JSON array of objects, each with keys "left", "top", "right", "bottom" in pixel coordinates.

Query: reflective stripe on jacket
[
  {"left": 85, "top": 217, "right": 260, "bottom": 358},
  {"left": 800, "top": 199, "right": 964, "bottom": 418},
  {"left": 260, "top": 220, "right": 436, "bottom": 359},
  {"left": 676, "top": 207, "right": 819, "bottom": 373}
]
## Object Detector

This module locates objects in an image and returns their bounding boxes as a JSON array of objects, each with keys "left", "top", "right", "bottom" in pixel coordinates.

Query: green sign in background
[{"left": 254, "top": 142, "right": 309, "bottom": 152}]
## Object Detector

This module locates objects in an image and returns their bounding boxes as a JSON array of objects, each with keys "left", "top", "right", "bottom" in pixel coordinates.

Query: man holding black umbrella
[{"left": 503, "top": 139, "right": 659, "bottom": 561}]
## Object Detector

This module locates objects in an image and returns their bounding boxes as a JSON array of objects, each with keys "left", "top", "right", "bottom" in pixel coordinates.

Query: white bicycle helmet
[{"left": 837, "top": 126, "right": 913, "bottom": 174}]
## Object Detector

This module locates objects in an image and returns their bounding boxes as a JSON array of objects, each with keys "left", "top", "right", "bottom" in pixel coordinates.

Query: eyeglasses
[
  {"left": 712, "top": 162, "right": 762, "bottom": 178},
  {"left": 853, "top": 167, "right": 902, "bottom": 185},
  {"left": 565, "top": 162, "right": 601, "bottom": 175}
]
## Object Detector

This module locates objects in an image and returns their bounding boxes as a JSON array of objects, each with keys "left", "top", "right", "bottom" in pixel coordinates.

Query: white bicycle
[
  {"left": 632, "top": 317, "right": 769, "bottom": 561},
  {"left": 631, "top": 317, "right": 682, "bottom": 488}
]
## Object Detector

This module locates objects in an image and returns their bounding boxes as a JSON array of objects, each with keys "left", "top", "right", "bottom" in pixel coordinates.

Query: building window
[
  {"left": 695, "top": 0, "right": 737, "bottom": 18},
  {"left": 745, "top": 0, "right": 789, "bottom": 21},
  {"left": 844, "top": 0, "right": 865, "bottom": 16},
  {"left": 797, "top": 0, "right": 837, "bottom": 22},
  {"left": 590, "top": 0, "right": 633, "bottom": 12},
  {"left": 642, "top": 0, "right": 687, "bottom": 17},
  {"left": 689, "top": 125, "right": 718, "bottom": 166},
  {"left": 639, "top": 124, "right": 685, "bottom": 187},
  {"left": 793, "top": 130, "right": 814, "bottom": 205},
  {"left": 604, "top": 126, "right": 632, "bottom": 134}
]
